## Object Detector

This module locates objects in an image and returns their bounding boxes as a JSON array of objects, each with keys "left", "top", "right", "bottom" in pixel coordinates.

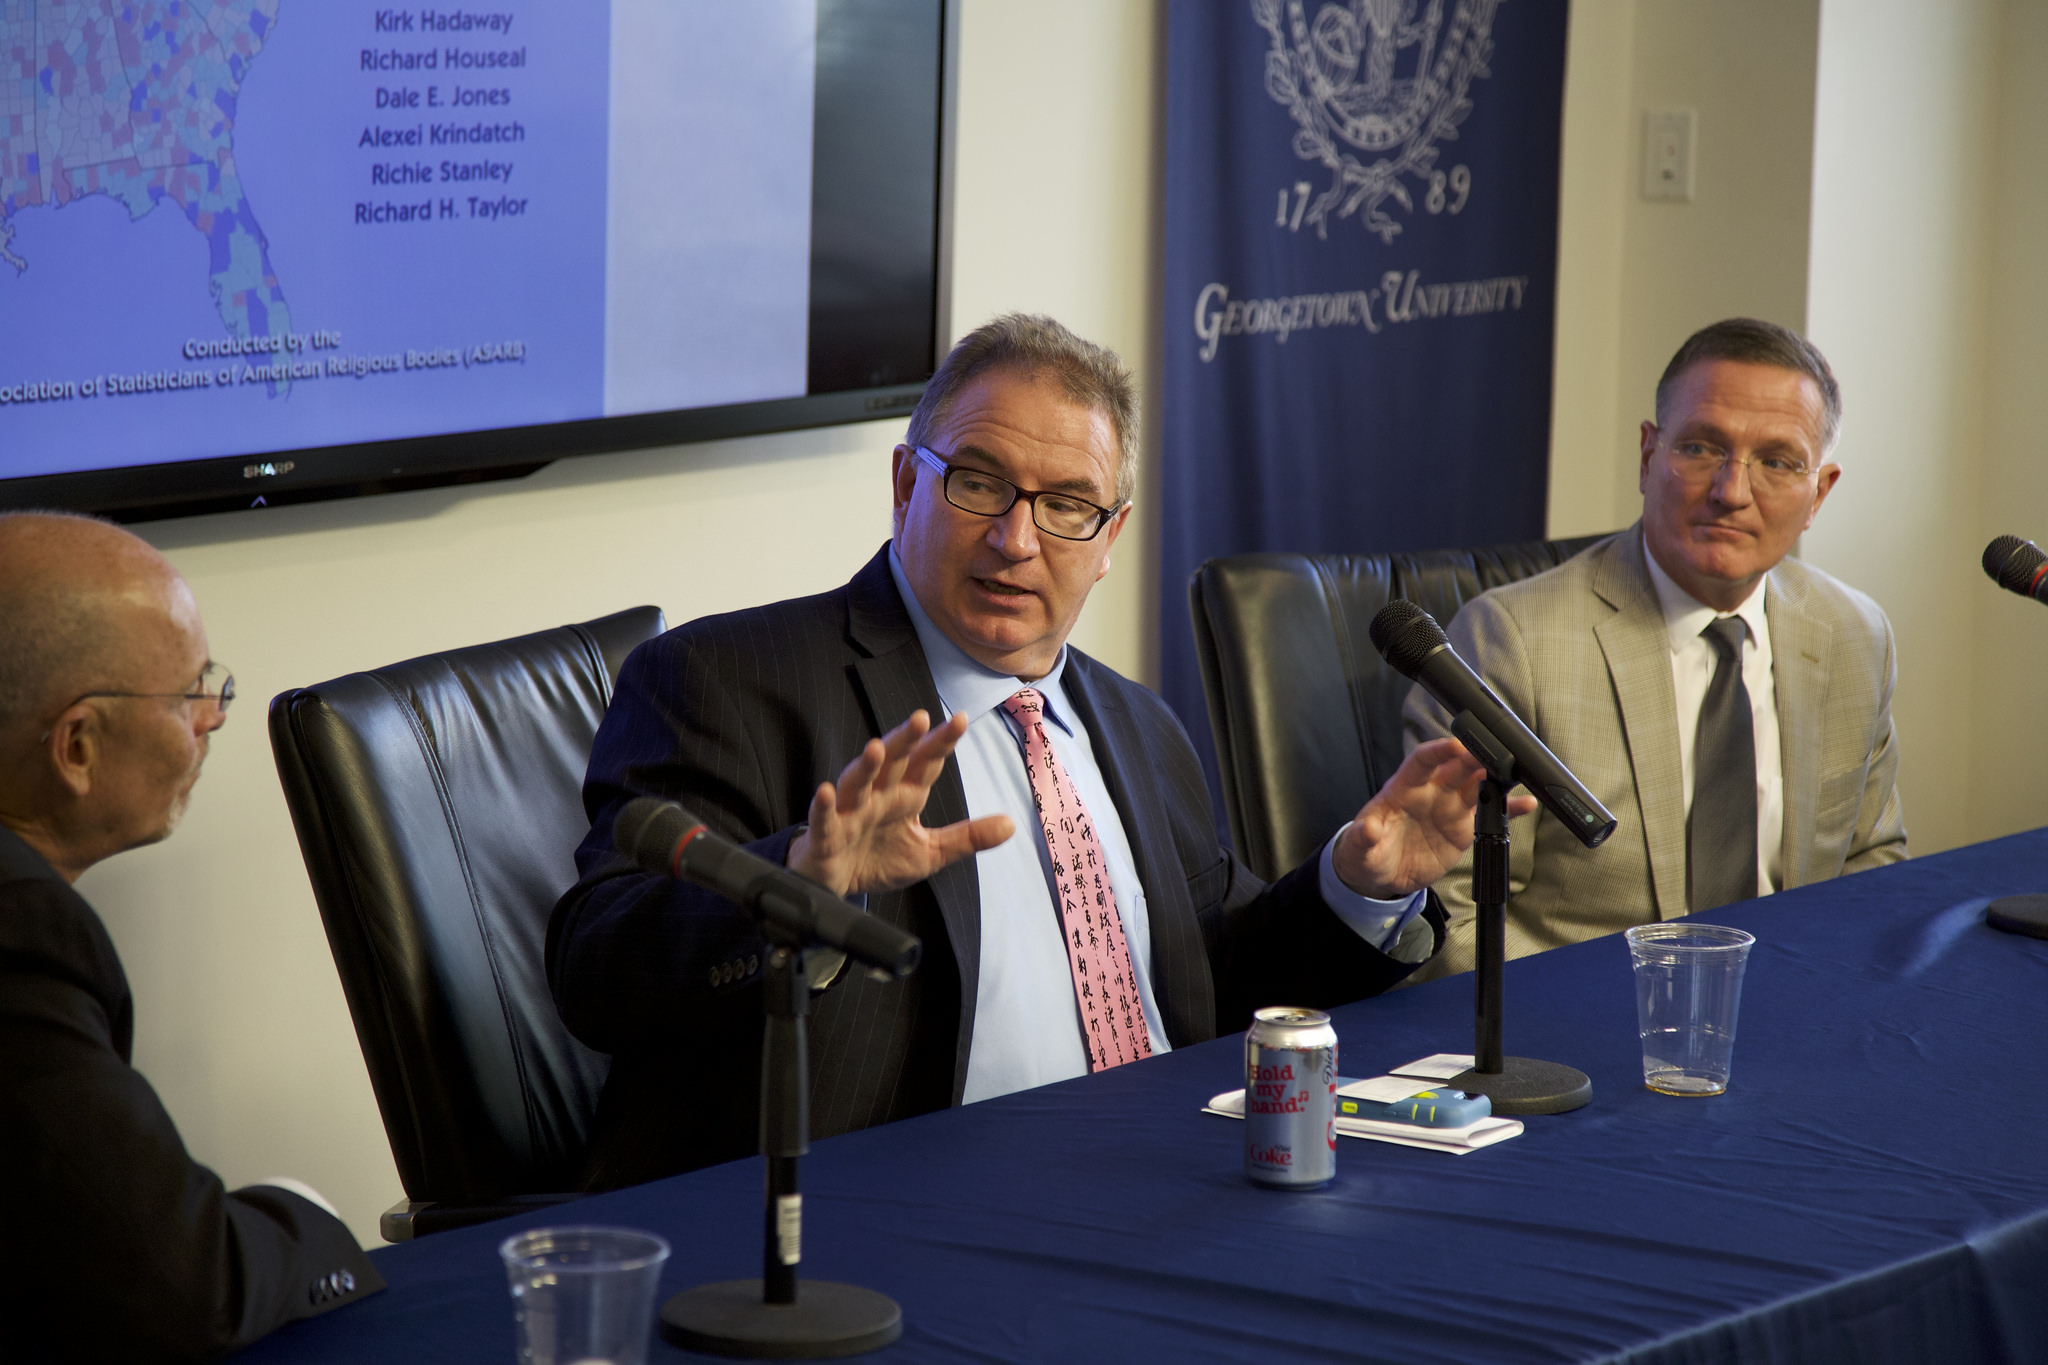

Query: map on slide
[{"left": 0, "top": 0, "right": 292, "bottom": 389}]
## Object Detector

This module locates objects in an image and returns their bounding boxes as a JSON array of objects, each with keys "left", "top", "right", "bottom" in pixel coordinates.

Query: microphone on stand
[
  {"left": 1977, "top": 537, "right": 2048, "bottom": 940},
  {"left": 613, "top": 796, "right": 921, "bottom": 977},
  {"left": 615, "top": 795, "right": 918, "bottom": 1353},
  {"left": 1983, "top": 535, "right": 2048, "bottom": 604},
  {"left": 1368, "top": 599, "right": 1616, "bottom": 848},
  {"left": 1365, "top": 598, "right": 1602, "bottom": 1115}
]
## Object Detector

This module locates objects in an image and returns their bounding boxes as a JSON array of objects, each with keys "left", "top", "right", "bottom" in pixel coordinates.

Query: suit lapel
[
  {"left": 1765, "top": 566, "right": 1831, "bottom": 890},
  {"left": 1059, "top": 654, "right": 1213, "bottom": 1046},
  {"left": 843, "top": 548, "right": 983, "bottom": 1093},
  {"left": 1592, "top": 531, "right": 1690, "bottom": 918}
]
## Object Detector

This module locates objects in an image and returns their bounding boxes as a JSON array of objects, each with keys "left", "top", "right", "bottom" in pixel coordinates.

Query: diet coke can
[{"left": 1243, "top": 1006, "right": 1337, "bottom": 1188}]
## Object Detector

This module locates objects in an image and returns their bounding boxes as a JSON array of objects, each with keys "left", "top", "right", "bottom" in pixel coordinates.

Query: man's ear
[
  {"left": 891, "top": 445, "right": 919, "bottom": 507},
  {"left": 43, "top": 704, "right": 101, "bottom": 799},
  {"left": 1803, "top": 462, "right": 1844, "bottom": 529},
  {"left": 890, "top": 445, "right": 918, "bottom": 537},
  {"left": 1093, "top": 504, "right": 1133, "bottom": 583},
  {"left": 1639, "top": 421, "right": 1660, "bottom": 491}
]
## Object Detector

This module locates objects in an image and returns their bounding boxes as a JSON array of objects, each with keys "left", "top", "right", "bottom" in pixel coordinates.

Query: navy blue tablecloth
[{"left": 236, "top": 829, "right": 2048, "bottom": 1363}]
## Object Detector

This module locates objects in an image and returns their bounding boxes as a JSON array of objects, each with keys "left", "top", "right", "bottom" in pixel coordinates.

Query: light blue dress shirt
[{"left": 886, "top": 549, "right": 1425, "bottom": 1104}]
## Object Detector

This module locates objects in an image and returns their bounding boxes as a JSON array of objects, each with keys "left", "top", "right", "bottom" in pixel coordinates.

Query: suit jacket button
[
  {"left": 707, "top": 967, "right": 720, "bottom": 987},
  {"left": 339, "top": 1269, "right": 355, "bottom": 1293},
  {"left": 747, "top": 955, "right": 758, "bottom": 974}
]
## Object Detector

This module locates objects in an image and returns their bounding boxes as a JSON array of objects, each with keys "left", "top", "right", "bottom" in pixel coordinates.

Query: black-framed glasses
[
  {"left": 73, "top": 662, "right": 236, "bottom": 720},
  {"left": 914, "top": 447, "right": 1123, "bottom": 542}
]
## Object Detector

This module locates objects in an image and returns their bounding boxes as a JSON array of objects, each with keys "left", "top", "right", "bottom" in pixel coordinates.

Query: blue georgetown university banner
[{"left": 1159, "top": 0, "right": 1570, "bottom": 823}]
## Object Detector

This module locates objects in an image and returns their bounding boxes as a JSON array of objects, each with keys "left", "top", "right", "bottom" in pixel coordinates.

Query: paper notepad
[
  {"left": 1389, "top": 1053, "right": 1476, "bottom": 1081},
  {"left": 1204, "top": 1085, "right": 1523, "bottom": 1155}
]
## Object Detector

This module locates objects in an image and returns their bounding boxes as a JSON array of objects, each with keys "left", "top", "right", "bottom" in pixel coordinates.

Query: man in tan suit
[{"left": 1403, "top": 317, "right": 1907, "bottom": 980}]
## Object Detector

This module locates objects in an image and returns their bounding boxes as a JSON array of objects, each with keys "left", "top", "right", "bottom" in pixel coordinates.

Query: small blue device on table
[{"left": 1336, "top": 1084, "right": 1492, "bottom": 1128}]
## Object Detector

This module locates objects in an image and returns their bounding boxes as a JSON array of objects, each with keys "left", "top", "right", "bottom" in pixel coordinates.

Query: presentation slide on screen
[{"left": 0, "top": 0, "right": 816, "bottom": 481}]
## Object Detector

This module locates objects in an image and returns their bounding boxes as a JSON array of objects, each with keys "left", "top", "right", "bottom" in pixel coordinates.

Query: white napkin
[{"left": 1204, "top": 1087, "right": 1523, "bottom": 1155}]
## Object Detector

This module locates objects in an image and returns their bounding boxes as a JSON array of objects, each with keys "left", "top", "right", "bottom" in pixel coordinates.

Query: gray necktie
[{"left": 1688, "top": 617, "right": 1758, "bottom": 912}]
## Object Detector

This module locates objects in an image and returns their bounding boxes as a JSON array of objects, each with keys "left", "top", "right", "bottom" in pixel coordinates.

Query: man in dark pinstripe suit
[{"left": 547, "top": 316, "right": 1527, "bottom": 1189}]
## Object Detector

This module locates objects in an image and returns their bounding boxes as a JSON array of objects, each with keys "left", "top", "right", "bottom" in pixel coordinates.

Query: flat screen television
[{"left": 0, "top": 0, "right": 947, "bottom": 521}]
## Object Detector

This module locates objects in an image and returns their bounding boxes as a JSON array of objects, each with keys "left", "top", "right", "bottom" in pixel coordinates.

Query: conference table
[{"left": 236, "top": 829, "right": 2048, "bottom": 1363}]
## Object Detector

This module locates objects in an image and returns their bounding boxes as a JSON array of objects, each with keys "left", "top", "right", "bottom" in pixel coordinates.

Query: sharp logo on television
[{"left": 1253, "top": 0, "right": 1501, "bottom": 244}]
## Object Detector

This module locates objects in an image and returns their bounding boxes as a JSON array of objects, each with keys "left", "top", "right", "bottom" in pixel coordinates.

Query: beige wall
[
  {"left": 1968, "top": 0, "right": 2048, "bottom": 839},
  {"left": 1544, "top": 0, "right": 1634, "bottom": 538},
  {"left": 1827, "top": 0, "right": 2048, "bottom": 850},
  {"left": 67, "top": 0, "right": 2039, "bottom": 1249},
  {"left": 1801, "top": 0, "right": 2007, "bottom": 858}
]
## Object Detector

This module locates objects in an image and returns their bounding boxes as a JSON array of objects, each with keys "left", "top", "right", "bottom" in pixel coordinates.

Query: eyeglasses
[
  {"left": 914, "top": 447, "right": 1123, "bottom": 542},
  {"left": 1663, "top": 440, "right": 1819, "bottom": 493},
  {"left": 73, "top": 662, "right": 236, "bottom": 721}
]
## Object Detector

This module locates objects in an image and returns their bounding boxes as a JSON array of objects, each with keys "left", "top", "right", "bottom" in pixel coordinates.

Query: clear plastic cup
[
  {"left": 499, "top": 1225, "right": 671, "bottom": 1365},
  {"left": 1625, "top": 923, "right": 1755, "bottom": 1096}
]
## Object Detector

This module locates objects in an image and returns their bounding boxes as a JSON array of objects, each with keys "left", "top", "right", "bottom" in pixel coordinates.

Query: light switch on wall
[{"left": 1642, "top": 108, "right": 1696, "bottom": 201}]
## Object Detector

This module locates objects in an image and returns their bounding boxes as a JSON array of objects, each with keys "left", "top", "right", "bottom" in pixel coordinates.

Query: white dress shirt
[{"left": 1642, "top": 539, "right": 1783, "bottom": 895}]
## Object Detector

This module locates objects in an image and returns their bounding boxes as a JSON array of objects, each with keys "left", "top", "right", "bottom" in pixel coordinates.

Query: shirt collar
[
  {"left": 887, "top": 544, "right": 1076, "bottom": 734},
  {"left": 1642, "top": 530, "right": 1770, "bottom": 654}
]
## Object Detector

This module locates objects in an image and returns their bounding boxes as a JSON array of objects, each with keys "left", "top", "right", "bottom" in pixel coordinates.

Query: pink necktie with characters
[{"left": 1001, "top": 688, "right": 1154, "bottom": 1071}]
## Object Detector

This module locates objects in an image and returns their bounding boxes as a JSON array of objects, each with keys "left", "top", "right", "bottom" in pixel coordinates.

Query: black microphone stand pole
[
  {"left": 1447, "top": 716, "right": 1592, "bottom": 1115},
  {"left": 1471, "top": 774, "right": 1511, "bottom": 1077},
  {"left": 662, "top": 917, "right": 904, "bottom": 1358}
]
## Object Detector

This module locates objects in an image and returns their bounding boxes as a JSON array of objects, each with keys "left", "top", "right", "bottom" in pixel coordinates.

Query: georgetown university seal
[{"left": 1253, "top": 0, "right": 1502, "bottom": 243}]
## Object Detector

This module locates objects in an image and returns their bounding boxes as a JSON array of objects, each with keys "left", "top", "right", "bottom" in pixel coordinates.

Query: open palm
[
  {"left": 786, "top": 709, "right": 1014, "bottom": 897},
  {"left": 1334, "top": 738, "right": 1538, "bottom": 899}
]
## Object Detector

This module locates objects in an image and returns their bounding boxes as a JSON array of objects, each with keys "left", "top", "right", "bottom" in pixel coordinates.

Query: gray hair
[
  {"left": 905, "top": 313, "right": 1141, "bottom": 506},
  {"left": 1655, "top": 317, "right": 1842, "bottom": 454}
]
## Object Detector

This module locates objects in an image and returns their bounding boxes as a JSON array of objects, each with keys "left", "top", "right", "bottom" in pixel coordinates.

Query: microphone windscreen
[
  {"left": 1369, "top": 598, "right": 1449, "bottom": 679},
  {"left": 613, "top": 796, "right": 660, "bottom": 851},
  {"left": 843, "top": 912, "right": 923, "bottom": 978},
  {"left": 1984, "top": 535, "right": 2047, "bottom": 595},
  {"left": 613, "top": 796, "right": 699, "bottom": 870}
]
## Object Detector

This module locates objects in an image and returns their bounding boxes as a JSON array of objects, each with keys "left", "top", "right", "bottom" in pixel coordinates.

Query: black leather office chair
[
  {"left": 1189, "top": 534, "right": 1614, "bottom": 883},
  {"left": 269, "top": 606, "right": 665, "bottom": 1240}
]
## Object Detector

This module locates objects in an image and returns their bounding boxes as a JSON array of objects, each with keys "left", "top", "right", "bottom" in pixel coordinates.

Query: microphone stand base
[
  {"left": 1987, "top": 894, "right": 2048, "bottom": 939},
  {"left": 1451, "top": 1057, "right": 1592, "bottom": 1116},
  {"left": 661, "top": 1280, "right": 902, "bottom": 1359}
]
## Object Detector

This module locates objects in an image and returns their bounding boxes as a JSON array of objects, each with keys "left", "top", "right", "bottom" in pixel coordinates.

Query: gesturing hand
[
  {"left": 1331, "top": 738, "right": 1539, "bottom": 900},
  {"left": 785, "top": 709, "right": 1015, "bottom": 898}
]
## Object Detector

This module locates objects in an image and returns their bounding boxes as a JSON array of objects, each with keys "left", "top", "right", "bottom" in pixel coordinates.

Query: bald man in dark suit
[{"left": 0, "top": 513, "right": 381, "bottom": 1363}]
